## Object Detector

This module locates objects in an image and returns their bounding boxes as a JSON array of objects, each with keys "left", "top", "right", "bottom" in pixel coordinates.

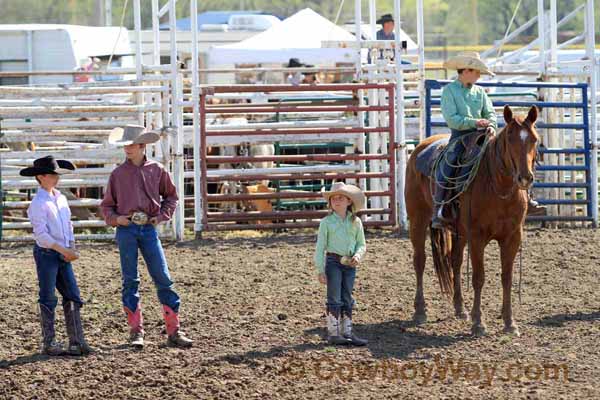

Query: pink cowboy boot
[
  {"left": 124, "top": 305, "right": 144, "bottom": 349},
  {"left": 162, "top": 305, "right": 193, "bottom": 348}
]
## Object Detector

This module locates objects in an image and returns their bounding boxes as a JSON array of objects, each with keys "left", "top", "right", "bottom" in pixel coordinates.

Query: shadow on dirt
[
  {"left": 0, "top": 353, "right": 59, "bottom": 369},
  {"left": 532, "top": 311, "right": 600, "bottom": 328},
  {"left": 200, "top": 317, "right": 473, "bottom": 368}
]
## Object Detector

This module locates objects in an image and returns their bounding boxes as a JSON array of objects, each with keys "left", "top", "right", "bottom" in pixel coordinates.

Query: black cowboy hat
[
  {"left": 377, "top": 14, "right": 394, "bottom": 24},
  {"left": 303, "top": 68, "right": 317, "bottom": 77},
  {"left": 287, "top": 58, "right": 304, "bottom": 68},
  {"left": 19, "top": 155, "right": 76, "bottom": 177}
]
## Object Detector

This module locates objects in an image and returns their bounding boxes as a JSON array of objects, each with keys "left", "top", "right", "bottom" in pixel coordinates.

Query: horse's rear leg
[
  {"left": 452, "top": 233, "right": 468, "bottom": 319},
  {"left": 410, "top": 214, "right": 428, "bottom": 325},
  {"left": 499, "top": 233, "right": 522, "bottom": 336}
]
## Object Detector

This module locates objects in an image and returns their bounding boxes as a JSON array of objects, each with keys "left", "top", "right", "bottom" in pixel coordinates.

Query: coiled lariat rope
[{"left": 430, "top": 130, "right": 492, "bottom": 206}]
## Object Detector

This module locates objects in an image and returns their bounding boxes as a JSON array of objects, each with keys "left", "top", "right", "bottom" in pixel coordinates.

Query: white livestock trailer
[{"left": 0, "top": 24, "right": 134, "bottom": 86}]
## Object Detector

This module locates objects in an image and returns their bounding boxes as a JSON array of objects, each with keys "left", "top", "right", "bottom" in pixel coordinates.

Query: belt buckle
[
  {"left": 131, "top": 211, "right": 149, "bottom": 225},
  {"left": 340, "top": 256, "right": 353, "bottom": 266}
]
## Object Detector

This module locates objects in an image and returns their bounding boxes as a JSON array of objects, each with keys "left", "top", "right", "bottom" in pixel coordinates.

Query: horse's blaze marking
[{"left": 520, "top": 129, "right": 528, "bottom": 143}]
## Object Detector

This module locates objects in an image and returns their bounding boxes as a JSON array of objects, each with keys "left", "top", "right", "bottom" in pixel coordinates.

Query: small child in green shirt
[{"left": 314, "top": 182, "right": 367, "bottom": 346}]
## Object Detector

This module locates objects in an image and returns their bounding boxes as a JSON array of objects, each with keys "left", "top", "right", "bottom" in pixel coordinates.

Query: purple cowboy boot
[
  {"left": 39, "top": 304, "right": 64, "bottom": 356},
  {"left": 63, "top": 301, "right": 94, "bottom": 356}
]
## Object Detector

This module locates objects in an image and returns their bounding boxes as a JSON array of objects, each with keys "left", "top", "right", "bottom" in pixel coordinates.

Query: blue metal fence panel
[{"left": 424, "top": 79, "right": 592, "bottom": 223}]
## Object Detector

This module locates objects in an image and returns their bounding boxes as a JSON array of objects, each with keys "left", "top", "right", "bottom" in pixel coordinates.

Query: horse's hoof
[
  {"left": 471, "top": 325, "right": 487, "bottom": 337},
  {"left": 413, "top": 313, "right": 427, "bottom": 325},
  {"left": 503, "top": 326, "right": 521, "bottom": 337},
  {"left": 455, "top": 311, "right": 469, "bottom": 320}
]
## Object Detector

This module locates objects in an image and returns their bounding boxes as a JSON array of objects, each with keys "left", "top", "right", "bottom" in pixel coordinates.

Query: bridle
[{"left": 490, "top": 121, "right": 539, "bottom": 199}]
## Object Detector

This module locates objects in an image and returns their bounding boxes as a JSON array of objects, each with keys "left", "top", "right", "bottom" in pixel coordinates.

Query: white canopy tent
[{"left": 208, "top": 9, "right": 358, "bottom": 66}]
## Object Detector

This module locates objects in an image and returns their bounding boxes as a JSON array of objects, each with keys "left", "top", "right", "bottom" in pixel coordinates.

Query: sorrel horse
[{"left": 405, "top": 105, "right": 539, "bottom": 337}]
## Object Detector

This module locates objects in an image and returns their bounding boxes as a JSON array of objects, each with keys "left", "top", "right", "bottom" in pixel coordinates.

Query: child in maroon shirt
[{"left": 101, "top": 125, "right": 192, "bottom": 349}]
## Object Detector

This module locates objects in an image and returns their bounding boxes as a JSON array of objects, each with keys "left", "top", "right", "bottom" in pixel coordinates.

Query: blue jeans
[
  {"left": 33, "top": 245, "right": 83, "bottom": 311},
  {"left": 115, "top": 224, "right": 180, "bottom": 313},
  {"left": 325, "top": 256, "right": 356, "bottom": 317},
  {"left": 434, "top": 129, "right": 470, "bottom": 204}
]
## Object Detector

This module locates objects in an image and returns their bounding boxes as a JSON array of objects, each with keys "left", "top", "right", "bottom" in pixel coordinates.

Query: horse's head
[{"left": 499, "top": 105, "right": 539, "bottom": 190}]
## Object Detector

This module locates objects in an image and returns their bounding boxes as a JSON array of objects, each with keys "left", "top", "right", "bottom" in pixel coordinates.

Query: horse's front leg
[
  {"left": 469, "top": 239, "right": 487, "bottom": 336},
  {"left": 410, "top": 220, "right": 428, "bottom": 325},
  {"left": 499, "top": 232, "right": 522, "bottom": 336}
]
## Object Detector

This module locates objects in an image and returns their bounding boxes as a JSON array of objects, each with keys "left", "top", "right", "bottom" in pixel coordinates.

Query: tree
[{"left": 0, "top": 0, "right": 594, "bottom": 46}]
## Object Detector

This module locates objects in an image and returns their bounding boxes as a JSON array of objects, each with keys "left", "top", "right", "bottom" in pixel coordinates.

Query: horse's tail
[{"left": 429, "top": 226, "right": 454, "bottom": 298}]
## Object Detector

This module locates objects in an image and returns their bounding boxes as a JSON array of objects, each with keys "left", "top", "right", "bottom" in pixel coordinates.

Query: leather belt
[
  {"left": 326, "top": 252, "right": 342, "bottom": 261},
  {"left": 326, "top": 252, "right": 353, "bottom": 266}
]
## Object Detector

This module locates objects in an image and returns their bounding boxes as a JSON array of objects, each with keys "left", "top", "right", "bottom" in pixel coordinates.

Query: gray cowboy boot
[
  {"left": 341, "top": 311, "right": 368, "bottom": 346},
  {"left": 130, "top": 331, "right": 144, "bottom": 349},
  {"left": 63, "top": 301, "right": 94, "bottom": 356},
  {"left": 39, "top": 304, "right": 64, "bottom": 356},
  {"left": 431, "top": 164, "right": 453, "bottom": 230},
  {"left": 326, "top": 309, "right": 351, "bottom": 345},
  {"left": 431, "top": 204, "right": 448, "bottom": 230},
  {"left": 431, "top": 185, "right": 452, "bottom": 229}
]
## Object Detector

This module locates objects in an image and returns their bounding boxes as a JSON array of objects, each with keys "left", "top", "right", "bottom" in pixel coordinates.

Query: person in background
[
  {"left": 373, "top": 14, "right": 406, "bottom": 63},
  {"left": 376, "top": 14, "right": 395, "bottom": 40},
  {"left": 286, "top": 58, "right": 319, "bottom": 85}
]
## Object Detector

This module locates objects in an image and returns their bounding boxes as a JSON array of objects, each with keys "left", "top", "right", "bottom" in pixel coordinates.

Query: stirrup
[
  {"left": 527, "top": 203, "right": 547, "bottom": 216},
  {"left": 431, "top": 218, "right": 447, "bottom": 230},
  {"left": 431, "top": 206, "right": 451, "bottom": 229}
]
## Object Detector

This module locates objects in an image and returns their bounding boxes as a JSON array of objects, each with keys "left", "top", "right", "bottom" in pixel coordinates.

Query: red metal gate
[{"left": 198, "top": 83, "right": 397, "bottom": 232}]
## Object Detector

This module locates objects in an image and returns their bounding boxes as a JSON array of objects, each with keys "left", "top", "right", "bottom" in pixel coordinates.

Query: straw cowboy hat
[
  {"left": 19, "top": 155, "right": 76, "bottom": 176},
  {"left": 443, "top": 52, "right": 495, "bottom": 76},
  {"left": 322, "top": 182, "right": 366, "bottom": 211},
  {"left": 108, "top": 125, "right": 161, "bottom": 146}
]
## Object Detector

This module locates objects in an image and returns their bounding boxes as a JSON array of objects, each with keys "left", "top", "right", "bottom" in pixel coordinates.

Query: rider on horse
[{"left": 432, "top": 52, "right": 544, "bottom": 229}]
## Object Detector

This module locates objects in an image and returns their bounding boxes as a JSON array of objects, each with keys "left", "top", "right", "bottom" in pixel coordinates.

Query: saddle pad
[{"left": 415, "top": 137, "right": 449, "bottom": 177}]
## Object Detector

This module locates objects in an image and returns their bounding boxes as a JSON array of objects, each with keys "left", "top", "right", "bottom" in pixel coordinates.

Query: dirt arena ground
[{"left": 1, "top": 228, "right": 599, "bottom": 399}]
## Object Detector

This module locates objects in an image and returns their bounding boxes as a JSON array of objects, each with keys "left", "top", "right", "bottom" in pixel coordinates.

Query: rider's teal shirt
[{"left": 441, "top": 79, "right": 497, "bottom": 132}]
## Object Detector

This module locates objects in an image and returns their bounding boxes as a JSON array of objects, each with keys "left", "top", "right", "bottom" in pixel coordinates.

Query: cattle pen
[
  {"left": 0, "top": 0, "right": 598, "bottom": 242},
  {"left": 1, "top": 1, "right": 600, "bottom": 400}
]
